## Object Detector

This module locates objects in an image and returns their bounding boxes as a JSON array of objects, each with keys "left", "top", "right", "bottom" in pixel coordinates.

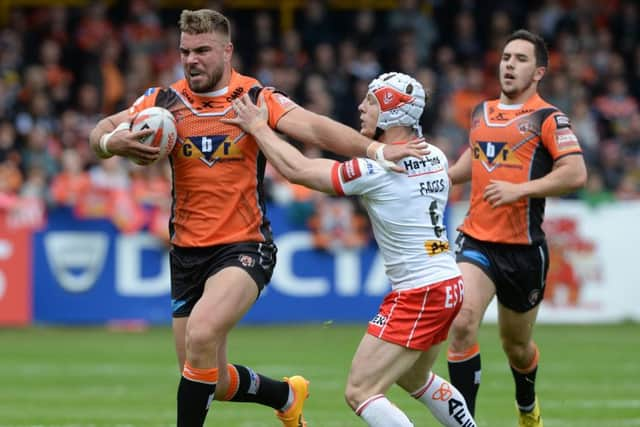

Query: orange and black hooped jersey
[
  {"left": 128, "top": 70, "right": 297, "bottom": 247},
  {"left": 459, "top": 94, "right": 582, "bottom": 245}
]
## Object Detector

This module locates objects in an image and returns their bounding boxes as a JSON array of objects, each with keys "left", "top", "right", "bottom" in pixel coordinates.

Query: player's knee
[
  {"left": 344, "top": 384, "right": 363, "bottom": 411},
  {"left": 500, "top": 337, "right": 529, "bottom": 364},
  {"left": 449, "top": 309, "right": 479, "bottom": 347},
  {"left": 344, "top": 376, "right": 370, "bottom": 411},
  {"left": 185, "top": 323, "right": 223, "bottom": 355}
]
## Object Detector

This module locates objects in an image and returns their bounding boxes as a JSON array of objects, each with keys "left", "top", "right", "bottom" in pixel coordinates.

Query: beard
[{"left": 186, "top": 64, "right": 224, "bottom": 93}]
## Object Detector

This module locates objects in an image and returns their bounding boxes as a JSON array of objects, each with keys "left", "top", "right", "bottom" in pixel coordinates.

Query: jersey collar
[{"left": 497, "top": 93, "right": 542, "bottom": 110}]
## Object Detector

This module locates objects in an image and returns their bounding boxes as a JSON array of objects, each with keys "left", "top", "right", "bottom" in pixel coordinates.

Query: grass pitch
[{"left": 1, "top": 323, "right": 638, "bottom": 426}]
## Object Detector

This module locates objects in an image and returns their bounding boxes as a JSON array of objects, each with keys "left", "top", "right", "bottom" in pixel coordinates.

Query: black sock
[
  {"left": 177, "top": 376, "right": 216, "bottom": 427},
  {"left": 448, "top": 353, "right": 481, "bottom": 416},
  {"left": 511, "top": 364, "right": 537, "bottom": 411},
  {"left": 228, "top": 364, "right": 290, "bottom": 410}
]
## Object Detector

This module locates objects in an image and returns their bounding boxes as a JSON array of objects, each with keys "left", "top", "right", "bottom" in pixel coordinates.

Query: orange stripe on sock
[
  {"left": 447, "top": 343, "right": 480, "bottom": 362},
  {"left": 511, "top": 343, "right": 539, "bottom": 374},
  {"left": 183, "top": 361, "right": 218, "bottom": 384},
  {"left": 221, "top": 364, "right": 240, "bottom": 401}
]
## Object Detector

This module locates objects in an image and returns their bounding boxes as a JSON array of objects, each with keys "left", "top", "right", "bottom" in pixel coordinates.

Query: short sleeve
[
  {"left": 541, "top": 112, "right": 583, "bottom": 160},
  {"left": 331, "top": 158, "right": 385, "bottom": 196},
  {"left": 128, "top": 87, "right": 161, "bottom": 116},
  {"left": 260, "top": 87, "right": 299, "bottom": 129}
]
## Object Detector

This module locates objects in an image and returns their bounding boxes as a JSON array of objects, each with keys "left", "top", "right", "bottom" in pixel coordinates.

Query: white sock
[
  {"left": 356, "top": 394, "right": 414, "bottom": 427},
  {"left": 410, "top": 372, "right": 476, "bottom": 427}
]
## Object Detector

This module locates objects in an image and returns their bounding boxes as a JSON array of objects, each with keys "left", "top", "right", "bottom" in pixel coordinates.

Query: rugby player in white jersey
[{"left": 224, "top": 72, "right": 476, "bottom": 427}]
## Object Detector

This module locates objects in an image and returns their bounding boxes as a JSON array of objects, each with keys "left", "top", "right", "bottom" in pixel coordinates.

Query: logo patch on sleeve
[
  {"left": 274, "top": 93, "right": 294, "bottom": 107},
  {"left": 340, "top": 159, "right": 362, "bottom": 182},
  {"left": 554, "top": 114, "right": 571, "bottom": 128},
  {"left": 555, "top": 128, "right": 579, "bottom": 150}
]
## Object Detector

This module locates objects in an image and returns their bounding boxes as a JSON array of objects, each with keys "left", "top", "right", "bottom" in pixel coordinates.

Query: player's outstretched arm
[
  {"left": 448, "top": 148, "right": 472, "bottom": 185},
  {"left": 89, "top": 109, "right": 159, "bottom": 163},
  {"left": 275, "top": 105, "right": 427, "bottom": 170},
  {"left": 224, "top": 95, "right": 336, "bottom": 194}
]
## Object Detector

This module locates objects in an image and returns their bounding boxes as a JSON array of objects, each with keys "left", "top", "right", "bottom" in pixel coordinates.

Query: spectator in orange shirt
[
  {"left": 49, "top": 149, "right": 91, "bottom": 206},
  {"left": 450, "top": 65, "right": 487, "bottom": 130}
]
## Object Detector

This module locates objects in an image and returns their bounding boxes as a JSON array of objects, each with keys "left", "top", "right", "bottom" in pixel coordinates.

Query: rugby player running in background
[{"left": 446, "top": 29, "right": 587, "bottom": 427}]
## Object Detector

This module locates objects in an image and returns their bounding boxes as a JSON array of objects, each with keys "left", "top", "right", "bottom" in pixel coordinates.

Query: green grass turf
[{"left": 0, "top": 323, "right": 638, "bottom": 426}]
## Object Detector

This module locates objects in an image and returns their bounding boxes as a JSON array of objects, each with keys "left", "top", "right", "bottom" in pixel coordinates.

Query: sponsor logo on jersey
[
  {"left": 182, "top": 135, "right": 243, "bottom": 167},
  {"left": 340, "top": 159, "right": 362, "bottom": 182},
  {"left": 554, "top": 114, "right": 571, "bottom": 128},
  {"left": 473, "top": 141, "right": 521, "bottom": 172},
  {"left": 181, "top": 88, "right": 195, "bottom": 104},
  {"left": 274, "top": 93, "right": 294, "bottom": 107},
  {"left": 196, "top": 100, "right": 215, "bottom": 110},
  {"left": 517, "top": 120, "right": 535, "bottom": 134},
  {"left": 555, "top": 128, "right": 579, "bottom": 150},
  {"left": 424, "top": 239, "right": 449, "bottom": 256},
  {"left": 404, "top": 156, "right": 444, "bottom": 177},
  {"left": 225, "top": 87, "right": 244, "bottom": 102},
  {"left": 365, "top": 160, "right": 376, "bottom": 175}
]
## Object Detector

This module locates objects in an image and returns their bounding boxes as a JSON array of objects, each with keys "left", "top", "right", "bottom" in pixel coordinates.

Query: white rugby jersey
[{"left": 331, "top": 144, "right": 460, "bottom": 291}]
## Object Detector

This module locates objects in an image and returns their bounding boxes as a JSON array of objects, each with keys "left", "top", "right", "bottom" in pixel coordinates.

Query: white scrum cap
[{"left": 368, "top": 72, "right": 425, "bottom": 136}]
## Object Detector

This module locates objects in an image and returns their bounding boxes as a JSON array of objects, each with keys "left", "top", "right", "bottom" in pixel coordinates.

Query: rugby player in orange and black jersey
[
  {"left": 446, "top": 29, "right": 587, "bottom": 426},
  {"left": 460, "top": 93, "right": 582, "bottom": 245},
  {"left": 94, "top": 70, "right": 307, "bottom": 426},
  {"left": 88, "top": 9, "right": 429, "bottom": 427}
]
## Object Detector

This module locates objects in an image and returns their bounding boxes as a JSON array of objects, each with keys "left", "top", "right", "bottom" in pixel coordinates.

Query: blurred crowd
[{"left": 0, "top": 0, "right": 638, "bottom": 247}]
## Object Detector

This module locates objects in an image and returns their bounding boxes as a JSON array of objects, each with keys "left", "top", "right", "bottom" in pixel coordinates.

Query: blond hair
[{"left": 179, "top": 9, "right": 230, "bottom": 39}]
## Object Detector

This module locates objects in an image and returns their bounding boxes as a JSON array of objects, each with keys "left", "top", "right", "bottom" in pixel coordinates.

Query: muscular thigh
[
  {"left": 456, "top": 262, "right": 496, "bottom": 324},
  {"left": 498, "top": 303, "right": 541, "bottom": 347},
  {"left": 189, "top": 267, "right": 259, "bottom": 332}
]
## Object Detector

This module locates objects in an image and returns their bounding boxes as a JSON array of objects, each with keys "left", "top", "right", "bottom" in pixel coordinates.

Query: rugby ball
[{"left": 130, "top": 106, "right": 177, "bottom": 163}]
